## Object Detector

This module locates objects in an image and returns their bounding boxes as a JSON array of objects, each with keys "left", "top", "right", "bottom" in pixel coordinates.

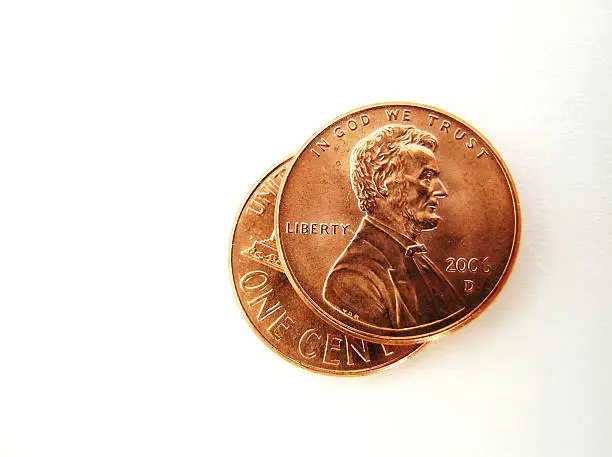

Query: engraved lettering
[
  {"left": 345, "top": 335, "right": 371, "bottom": 365},
  {"left": 381, "top": 344, "right": 395, "bottom": 357},
  {"left": 476, "top": 147, "right": 489, "bottom": 159},
  {"left": 454, "top": 128, "right": 466, "bottom": 140},
  {"left": 385, "top": 109, "right": 400, "bottom": 121},
  {"left": 245, "top": 173, "right": 284, "bottom": 215},
  {"left": 466, "top": 137, "right": 476, "bottom": 149},
  {"left": 464, "top": 279, "right": 475, "bottom": 295},
  {"left": 298, "top": 329, "right": 321, "bottom": 359},
  {"left": 268, "top": 312, "right": 295, "bottom": 341},
  {"left": 446, "top": 257, "right": 491, "bottom": 274},
  {"left": 248, "top": 288, "right": 283, "bottom": 321},
  {"left": 456, "top": 257, "right": 467, "bottom": 272},
  {"left": 246, "top": 199, "right": 266, "bottom": 215},
  {"left": 241, "top": 270, "right": 296, "bottom": 342},
  {"left": 316, "top": 138, "right": 330, "bottom": 152},
  {"left": 310, "top": 138, "right": 331, "bottom": 158},
  {"left": 482, "top": 256, "right": 491, "bottom": 273},
  {"left": 402, "top": 109, "right": 411, "bottom": 121},
  {"left": 265, "top": 173, "right": 282, "bottom": 192},
  {"left": 360, "top": 114, "right": 370, "bottom": 126},
  {"left": 323, "top": 333, "right": 343, "bottom": 366},
  {"left": 428, "top": 114, "right": 439, "bottom": 127},
  {"left": 299, "top": 331, "right": 394, "bottom": 364},
  {"left": 254, "top": 183, "right": 277, "bottom": 204},
  {"left": 284, "top": 222, "right": 350, "bottom": 235},
  {"left": 251, "top": 193, "right": 272, "bottom": 208},
  {"left": 440, "top": 120, "right": 451, "bottom": 133},
  {"left": 240, "top": 270, "right": 268, "bottom": 291},
  {"left": 467, "top": 258, "right": 478, "bottom": 272},
  {"left": 445, "top": 257, "right": 456, "bottom": 272},
  {"left": 347, "top": 119, "right": 358, "bottom": 131},
  {"left": 334, "top": 126, "right": 345, "bottom": 138}
]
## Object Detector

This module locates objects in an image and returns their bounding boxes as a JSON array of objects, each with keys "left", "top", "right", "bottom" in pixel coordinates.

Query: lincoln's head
[{"left": 350, "top": 124, "right": 448, "bottom": 238}]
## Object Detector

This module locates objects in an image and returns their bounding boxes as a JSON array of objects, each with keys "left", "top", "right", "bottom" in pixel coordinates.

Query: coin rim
[
  {"left": 275, "top": 101, "right": 522, "bottom": 345},
  {"left": 229, "top": 154, "right": 425, "bottom": 375}
]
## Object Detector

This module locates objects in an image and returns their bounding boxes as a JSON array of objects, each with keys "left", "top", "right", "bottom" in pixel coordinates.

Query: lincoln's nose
[{"left": 433, "top": 178, "right": 448, "bottom": 198}]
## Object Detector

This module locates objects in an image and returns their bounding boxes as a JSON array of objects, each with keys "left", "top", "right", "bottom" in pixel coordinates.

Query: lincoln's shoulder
[
  {"left": 328, "top": 220, "right": 395, "bottom": 276},
  {"left": 324, "top": 221, "right": 396, "bottom": 317}
]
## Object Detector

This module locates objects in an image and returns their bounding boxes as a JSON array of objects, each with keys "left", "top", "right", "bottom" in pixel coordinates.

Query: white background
[{"left": 0, "top": 1, "right": 611, "bottom": 456}]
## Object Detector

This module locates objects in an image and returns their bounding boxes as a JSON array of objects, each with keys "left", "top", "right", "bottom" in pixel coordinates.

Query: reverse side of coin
[
  {"left": 276, "top": 103, "right": 520, "bottom": 345},
  {"left": 230, "top": 157, "right": 422, "bottom": 375}
]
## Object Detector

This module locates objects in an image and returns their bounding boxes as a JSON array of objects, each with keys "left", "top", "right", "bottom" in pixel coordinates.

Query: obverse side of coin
[
  {"left": 276, "top": 103, "right": 520, "bottom": 344},
  {"left": 230, "top": 158, "right": 422, "bottom": 375}
]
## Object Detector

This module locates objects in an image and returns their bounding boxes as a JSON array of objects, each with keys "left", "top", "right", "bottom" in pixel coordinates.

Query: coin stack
[{"left": 229, "top": 102, "right": 520, "bottom": 376}]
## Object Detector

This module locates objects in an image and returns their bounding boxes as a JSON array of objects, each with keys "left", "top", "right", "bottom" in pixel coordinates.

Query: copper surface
[
  {"left": 276, "top": 103, "right": 520, "bottom": 345},
  {"left": 230, "top": 157, "right": 422, "bottom": 375}
]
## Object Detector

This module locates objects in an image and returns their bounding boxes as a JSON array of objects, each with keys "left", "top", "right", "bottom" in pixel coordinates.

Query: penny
[
  {"left": 276, "top": 103, "right": 520, "bottom": 345},
  {"left": 230, "top": 157, "right": 422, "bottom": 375}
]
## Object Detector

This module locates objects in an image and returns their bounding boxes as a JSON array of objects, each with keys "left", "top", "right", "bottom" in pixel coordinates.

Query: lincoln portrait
[{"left": 323, "top": 124, "right": 464, "bottom": 329}]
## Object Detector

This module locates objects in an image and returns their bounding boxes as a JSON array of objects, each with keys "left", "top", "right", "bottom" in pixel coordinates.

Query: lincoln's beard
[
  {"left": 388, "top": 185, "right": 441, "bottom": 235},
  {"left": 401, "top": 205, "right": 440, "bottom": 231}
]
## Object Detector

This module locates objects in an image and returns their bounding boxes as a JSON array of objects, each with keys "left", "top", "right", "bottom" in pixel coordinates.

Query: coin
[
  {"left": 276, "top": 103, "right": 520, "bottom": 345},
  {"left": 230, "top": 157, "right": 423, "bottom": 375}
]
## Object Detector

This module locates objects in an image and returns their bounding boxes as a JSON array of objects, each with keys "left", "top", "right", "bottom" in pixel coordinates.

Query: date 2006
[{"left": 445, "top": 257, "right": 491, "bottom": 273}]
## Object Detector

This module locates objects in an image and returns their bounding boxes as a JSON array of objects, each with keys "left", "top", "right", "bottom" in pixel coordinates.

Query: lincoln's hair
[{"left": 350, "top": 124, "right": 438, "bottom": 213}]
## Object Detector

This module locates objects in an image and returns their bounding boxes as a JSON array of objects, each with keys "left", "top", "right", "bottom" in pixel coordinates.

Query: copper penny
[
  {"left": 276, "top": 103, "right": 520, "bottom": 345},
  {"left": 230, "top": 157, "right": 422, "bottom": 375}
]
